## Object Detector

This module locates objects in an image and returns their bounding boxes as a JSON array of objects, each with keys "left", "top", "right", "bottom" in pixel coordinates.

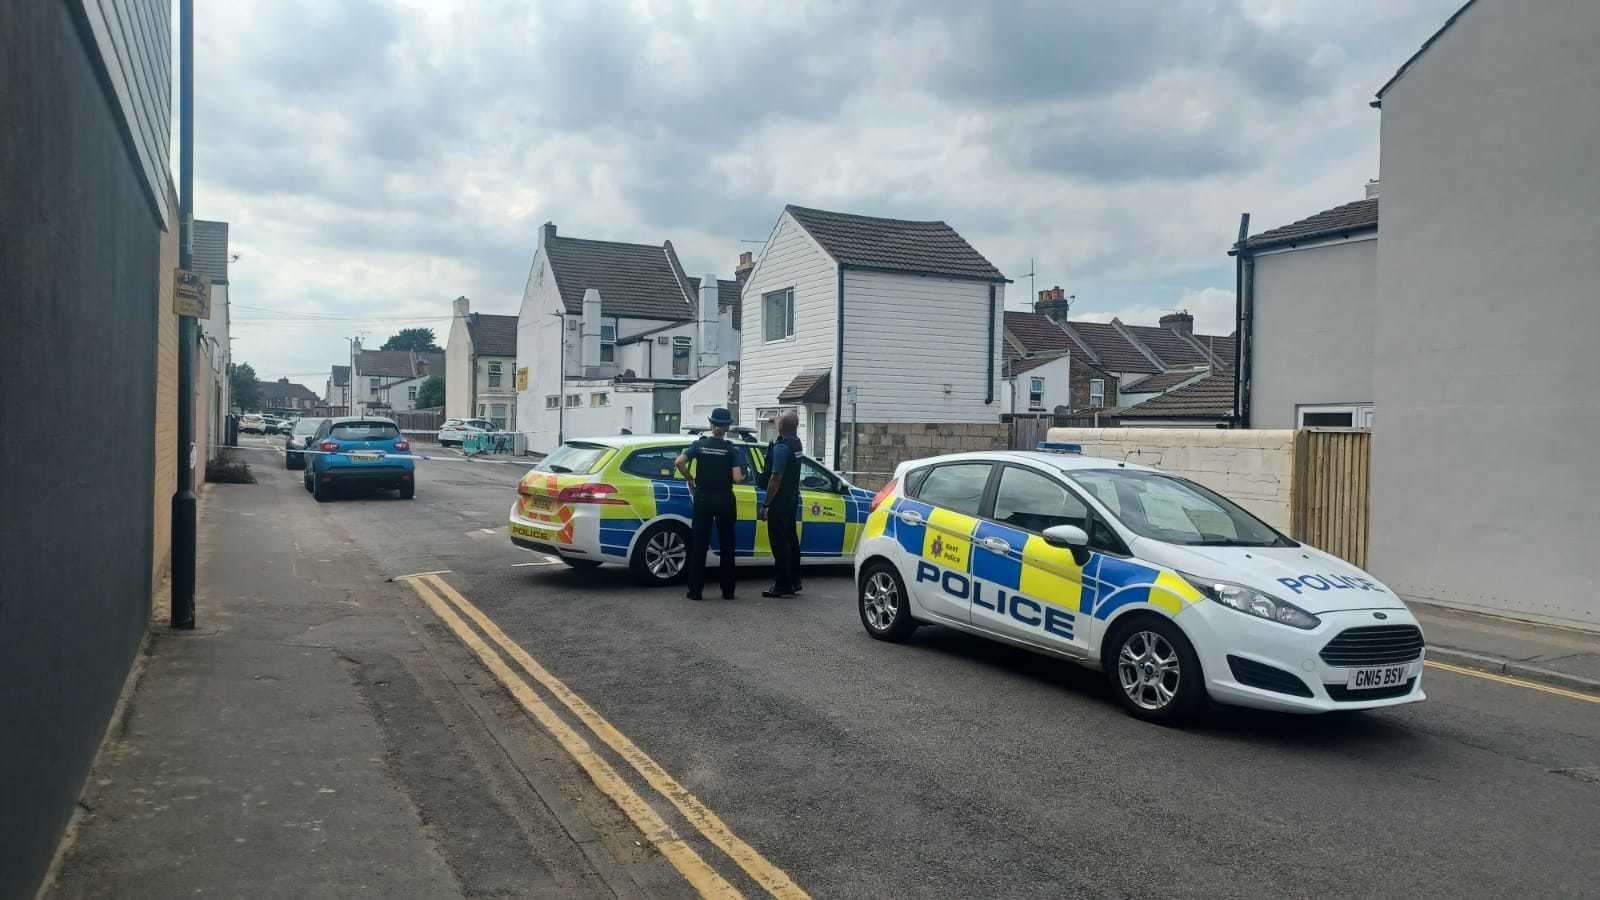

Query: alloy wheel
[
  {"left": 645, "top": 529, "right": 687, "bottom": 579},
  {"left": 1117, "top": 631, "right": 1182, "bottom": 711},
  {"left": 862, "top": 571, "right": 900, "bottom": 631}
]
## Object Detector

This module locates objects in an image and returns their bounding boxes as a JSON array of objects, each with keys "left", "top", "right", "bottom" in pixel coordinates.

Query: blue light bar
[{"left": 1036, "top": 442, "right": 1082, "bottom": 454}]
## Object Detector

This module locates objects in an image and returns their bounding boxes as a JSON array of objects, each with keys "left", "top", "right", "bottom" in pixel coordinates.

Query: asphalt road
[{"left": 252, "top": 437, "right": 1600, "bottom": 899}]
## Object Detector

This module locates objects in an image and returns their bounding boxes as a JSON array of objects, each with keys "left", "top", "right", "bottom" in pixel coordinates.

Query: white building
[
  {"left": 737, "top": 205, "right": 1008, "bottom": 469},
  {"left": 445, "top": 296, "right": 518, "bottom": 429},
  {"left": 514, "top": 223, "right": 740, "bottom": 451},
  {"left": 353, "top": 345, "right": 443, "bottom": 417},
  {"left": 192, "top": 219, "right": 231, "bottom": 450}
]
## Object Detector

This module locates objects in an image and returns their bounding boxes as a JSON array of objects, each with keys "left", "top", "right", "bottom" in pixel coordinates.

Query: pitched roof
[
  {"left": 1122, "top": 324, "right": 1212, "bottom": 368},
  {"left": 1004, "top": 311, "right": 1074, "bottom": 354},
  {"left": 467, "top": 313, "right": 518, "bottom": 356},
  {"left": 1004, "top": 353, "right": 1069, "bottom": 377},
  {"left": 777, "top": 368, "right": 831, "bottom": 404},
  {"left": 1376, "top": 0, "right": 1477, "bottom": 100},
  {"left": 355, "top": 350, "right": 443, "bottom": 379},
  {"left": 1120, "top": 367, "right": 1209, "bottom": 394},
  {"left": 1237, "top": 198, "right": 1378, "bottom": 252},
  {"left": 784, "top": 205, "right": 1005, "bottom": 281},
  {"left": 1106, "top": 373, "right": 1235, "bottom": 419},
  {"left": 193, "top": 220, "right": 230, "bottom": 285},
  {"left": 1062, "top": 320, "right": 1163, "bottom": 373},
  {"left": 261, "top": 379, "right": 319, "bottom": 406},
  {"left": 331, "top": 365, "right": 349, "bottom": 387},
  {"left": 544, "top": 234, "right": 694, "bottom": 321},
  {"left": 718, "top": 279, "right": 742, "bottom": 330}
]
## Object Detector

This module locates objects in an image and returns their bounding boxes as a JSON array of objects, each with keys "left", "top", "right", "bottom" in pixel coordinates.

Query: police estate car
[
  {"left": 854, "top": 448, "right": 1426, "bottom": 722},
  {"left": 510, "top": 435, "right": 875, "bottom": 585}
]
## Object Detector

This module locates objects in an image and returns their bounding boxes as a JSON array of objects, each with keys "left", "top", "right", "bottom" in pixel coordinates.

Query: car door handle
[
  {"left": 979, "top": 537, "right": 1012, "bottom": 554},
  {"left": 896, "top": 511, "right": 925, "bottom": 526}
]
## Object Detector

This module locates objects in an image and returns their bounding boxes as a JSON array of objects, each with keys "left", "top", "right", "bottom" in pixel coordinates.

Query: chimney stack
[
  {"left": 452, "top": 295, "right": 470, "bottom": 318},
  {"left": 699, "top": 273, "right": 720, "bottom": 375},
  {"left": 279, "top": 377, "right": 289, "bottom": 384},
  {"left": 1159, "top": 310, "right": 1194, "bottom": 336},
  {"left": 1365, "top": 179, "right": 1381, "bottom": 200},
  {"left": 1035, "top": 286, "right": 1071, "bottom": 323},
  {"left": 581, "top": 288, "right": 603, "bottom": 372},
  {"left": 735, "top": 251, "right": 754, "bottom": 286},
  {"left": 540, "top": 221, "right": 558, "bottom": 246}
]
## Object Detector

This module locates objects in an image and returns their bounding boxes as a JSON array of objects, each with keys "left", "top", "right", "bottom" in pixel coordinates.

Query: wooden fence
[
  {"left": 1291, "top": 428, "right": 1371, "bottom": 568},
  {"left": 392, "top": 407, "right": 444, "bottom": 432}
]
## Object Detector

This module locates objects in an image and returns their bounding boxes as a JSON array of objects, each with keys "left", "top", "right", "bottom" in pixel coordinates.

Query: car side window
[
  {"left": 621, "top": 447, "right": 686, "bottom": 480},
  {"left": 1088, "top": 517, "right": 1130, "bottom": 556},
  {"left": 799, "top": 457, "right": 839, "bottom": 493},
  {"left": 913, "top": 463, "right": 992, "bottom": 517},
  {"left": 991, "top": 466, "right": 1088, "bottom": 534}
]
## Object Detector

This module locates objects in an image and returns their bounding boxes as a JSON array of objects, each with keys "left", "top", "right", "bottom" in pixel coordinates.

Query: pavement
[
  {"left": 46, "top": 435, "right": 1600, "bottom": 898},
  {"left": 1409, "top": 601, "right": 1600, "bottom": 693}
]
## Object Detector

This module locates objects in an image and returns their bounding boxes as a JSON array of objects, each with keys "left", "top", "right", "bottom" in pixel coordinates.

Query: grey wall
[
  {"left": 1370, "top": 0, "right": 1600, "bottom": 628},
  {"left": 0, "top": 3, "right": 165, "bottom": 894},
  {"left": 76, "top": 0, "right": 172, "bottom": 227},
  {"left": 1249, "top": 238, "right": 1377, "bottom": 427}
]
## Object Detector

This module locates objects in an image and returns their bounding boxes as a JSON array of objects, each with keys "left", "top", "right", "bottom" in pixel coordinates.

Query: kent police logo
[
  {"left": 931, "top": 535, "right": 944, "bottom": 558},
  {"left": 810, "top": 502, "right": 822, "bottom": 516}
]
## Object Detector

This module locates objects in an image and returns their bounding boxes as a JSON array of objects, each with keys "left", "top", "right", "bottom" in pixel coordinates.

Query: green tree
[
  {"left": 381, "top": 327, "right": 441, "bottom": 352},
  {"left": 230, "top": 362, "right": 261, "bottom": 411},
  {"left": 415, "top": 374, "right": 445, "bottom": 409}
]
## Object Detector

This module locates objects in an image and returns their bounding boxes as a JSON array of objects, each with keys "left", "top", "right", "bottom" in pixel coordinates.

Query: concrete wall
[
  {"left": 841, "top": 422, "right": 1010, "bottom": 490},
  {"left": 1249, "top": 237, "right": 1377, "bottom": 428},
  {"left": 445, "top": 303, "right": 472, "bottom": 419},
  {"left": 1, "top": 3, "right": 166, "bottom": 893},
  {"left": 1047, "top": 428, "right": 1297, "bottom": 532},
  {"left": 1370, "top": 0, "right": 1600, "bottom": 628}
]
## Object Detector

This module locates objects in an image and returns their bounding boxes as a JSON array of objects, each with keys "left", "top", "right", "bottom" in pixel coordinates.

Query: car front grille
[
  {"left": 1319, "top": 625, "right": 1425, "bottom": 667},
  {"left": 1325, "top": 678, "right": 1417, "bottom": 702},
  {"left": 1227, "top": 655, "right": 1314, "bottom": 698}
]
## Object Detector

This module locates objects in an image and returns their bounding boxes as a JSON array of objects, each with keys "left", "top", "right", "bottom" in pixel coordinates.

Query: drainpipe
[
  {"left": 986, "top": 284, "right": 996, "bottom": 403},
  {"left": 171, "top": 0, "right": 196, "bottom": 630},
  {"left": 833, "top": 264, "right": 845, "bottom": 469},
  {"left": 1233, "top": 212, "right": 1253, "bottom": 428}
]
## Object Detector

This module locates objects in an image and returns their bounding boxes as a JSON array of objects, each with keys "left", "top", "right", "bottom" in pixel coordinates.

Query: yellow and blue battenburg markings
[
  {"left": 595, "top": 477, "right": 873, "bottom": 559},
  {"left": 869, "top": 494, "right": 1203, "bottom": 623}
]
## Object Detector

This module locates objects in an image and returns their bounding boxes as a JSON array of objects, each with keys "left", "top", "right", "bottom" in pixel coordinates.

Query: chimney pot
[
  {"left": 1159, "top": 311, "right": 1195, "bottom": 336},
  {"left": 737, "top": 251, "right": 753, "bottom": 270},
  {"left": 541, "top": 221, "right": 557, "bottom": 242}
]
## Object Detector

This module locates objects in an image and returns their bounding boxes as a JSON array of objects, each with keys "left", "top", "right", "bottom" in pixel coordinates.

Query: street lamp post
[
  {"left": 552, "top": 310, "right": 565, "bottom": 445},
  {"left": 171, "top": 0, "right": 196, "bottom": 630}
]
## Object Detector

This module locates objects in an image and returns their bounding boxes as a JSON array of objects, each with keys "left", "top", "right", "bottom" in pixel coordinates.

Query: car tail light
[
  {"left": 557, "top": 483, "right": 627, "bottom": 505},
  {"left": 869, "top": 479, "right": 899, "bottom": 513},
  {"left": 394, "top": 440, "right": 410, "bottom": 452},
  {"left": 319, "top": 441, "right": 339, "bottom": 452}
]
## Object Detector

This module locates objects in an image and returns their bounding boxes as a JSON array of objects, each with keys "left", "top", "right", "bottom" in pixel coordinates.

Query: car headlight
[{"left": 1180, "top": 573, "right": 1320, "bottom": 630}]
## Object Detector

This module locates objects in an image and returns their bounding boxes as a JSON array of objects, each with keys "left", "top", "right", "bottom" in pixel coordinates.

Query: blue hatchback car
[{"left": 306, "top": 417, "right": 415, "bottom": 502}]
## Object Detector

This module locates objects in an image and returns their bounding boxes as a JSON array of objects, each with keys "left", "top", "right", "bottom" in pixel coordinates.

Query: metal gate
[{"left": 1291, "top": 428, "right": 1371, "bottom": 568}]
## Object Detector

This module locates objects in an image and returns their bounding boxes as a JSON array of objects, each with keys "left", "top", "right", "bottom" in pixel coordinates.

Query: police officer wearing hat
[
  {"left": 761, "top": 410, "right": 804, "bottom": 598},
  {"left": 674, "top": 408, "right": 744, "bottom": 601}
]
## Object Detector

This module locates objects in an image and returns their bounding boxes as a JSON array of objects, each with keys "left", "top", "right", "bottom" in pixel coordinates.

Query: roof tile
[
  {"left": 1240, "top": 198, "right": 1378, "bottom": 251},
  {"left": 545, "top": 235, "right": 693, "bottom": 321},
  {"left": 785, "top": 205, "right": 1004, "bottom": 281},
  {"left": 1108, "top": 373, "right": 1235, "bottom": 419},
  {"left": 467, "top": 313, "right": 518, "bottom": 357}
]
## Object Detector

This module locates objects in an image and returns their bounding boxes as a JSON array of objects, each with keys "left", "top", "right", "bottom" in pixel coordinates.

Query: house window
[
  {"left": 811, "top": 410, "right": 826, "bottom": 454},
  {"left": 764, "top": 288, "right": 794, "bottom": 342},
  {"left": 1089, "top": 378, "right": 1105, "bottom": 408},
  {"left": 591, "top": 392, "right": 609, "bottom": 407},
  {"left": 1297, "top": 404, "right": 1374, "bottom": 428},
  {"left": 487, "top": 360, "right": 503, "bottom": 388},
  {"left": 546, "top": 395, "right": 561, "bottom": 410},
  {"left": 370, "top": 376, "right": 381, "bottom": 392},
  {"left": 1028, "top": 377, "right": 1044, "bottom": 410},
  {"left": 408, "top": 386, "right": 418, "bottom": 401},
  {"left": 601, "top": 324, "right": 616, "bottom": 363},
  {"left": 490, "top": 403, "right": 508, "bottom": 430},
  {"left": 672, "top": 336, "right": 691, "bottom": 377},
  {"left": 565, "top": 394, "right": 581, "bottom": 407}
]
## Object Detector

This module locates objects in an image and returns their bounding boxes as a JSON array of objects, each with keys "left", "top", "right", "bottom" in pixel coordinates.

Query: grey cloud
[{"left": 1006, "top": 113, "right": 1259, "bottom": 181}]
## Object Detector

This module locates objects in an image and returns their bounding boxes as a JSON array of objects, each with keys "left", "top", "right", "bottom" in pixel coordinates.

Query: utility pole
[
  {"left": 552, "top": 311, "right": 566, "bottom": 445},
  {"left": 171, "top": 0, "right": 196, "bottom": 630}
]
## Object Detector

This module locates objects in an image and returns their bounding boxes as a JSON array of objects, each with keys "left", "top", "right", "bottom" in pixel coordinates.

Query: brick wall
[
  {"left": 1069, "top": 355, "right": 1119, "bottom": 411},
  {"left": 1047, "top": 427, "right": 1297, "bottom": 531},
  {"left": 840, "top": 421, "right": 1010, "bottom": 490},
  {"left": 152, "top": 188, "right": 179, "bottom": 595}
]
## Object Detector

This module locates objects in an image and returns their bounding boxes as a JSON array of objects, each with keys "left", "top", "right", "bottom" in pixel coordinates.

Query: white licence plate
[
  {"left": 1345, "top": 664, "right": 1410, "bottom": 690},
  {"left": 349, "top": 451, "right": 382, "bottom": 462}
]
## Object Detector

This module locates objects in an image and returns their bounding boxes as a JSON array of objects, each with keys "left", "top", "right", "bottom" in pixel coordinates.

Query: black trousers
[
  {"left": 767, "top": 498, "right": 801, "bottom": 590},
  {"left": 686, "top": 491, "right": 737, "bottom": 599}
]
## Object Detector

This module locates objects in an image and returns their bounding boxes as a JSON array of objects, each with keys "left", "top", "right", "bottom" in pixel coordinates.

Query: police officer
[
  {"left": 675, "top": 408, "right": 744, "bottom": 601},
  {"left": 759, "top": 410, "right": 804, "bottom": 597}
]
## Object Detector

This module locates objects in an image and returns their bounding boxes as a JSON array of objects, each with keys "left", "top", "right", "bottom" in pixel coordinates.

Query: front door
[
  {"left": 900, "top": 462, "right": 991, "bottom": 624},
  {"left": 969, "top": 465, "right": 1091, "bottom": 654}
]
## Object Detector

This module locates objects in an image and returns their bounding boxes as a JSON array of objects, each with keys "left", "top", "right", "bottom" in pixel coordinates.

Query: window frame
[
  {"left": 906, "top": 461, "right": 996, "bottom": 519},
  {"left": 797, "top": 456, "right": 843, "bottom": 494},
  {"left": 545, "top": 395, "right": 561, "bottom": 410},
  {"left": 487, "top": 359, "right": 503, "bottom": 389},
  {"left": 565, "top": 393, "right": 581, "bottom": 408},
  {"left": 1296, "top": 403, "right": 1373, "bottom": 428},
  {"left": 763, "top": 287, "right": 795, "bottom": 343},
  {"left": 591, "top": 391, "right": 609, "bottom": 407},
  {"left": 1089, "top": 378, "right": 1105, "bottom": 408},
  {"left": 407, "top": 385, "right": 418, "bottom": 401},
  {"left": 620, "top": 445, "right": 690, "bottom": 481},
  {"left": 1028, "top": 377, "right": 1045, "bottom": 410},
  {"left": 976, "top": 463, "right": 1132, "bottom": 557},
  {"left": 671, "top": 336, "right": 692, "bottom": 377},
  {"left": 600, "top": 323, "right": 616, "bottom": 364}
]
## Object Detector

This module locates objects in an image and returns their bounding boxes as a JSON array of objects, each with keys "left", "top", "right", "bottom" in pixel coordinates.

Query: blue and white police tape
[{"left": 222, "top": 444, "right": 511, "bottom": 463}]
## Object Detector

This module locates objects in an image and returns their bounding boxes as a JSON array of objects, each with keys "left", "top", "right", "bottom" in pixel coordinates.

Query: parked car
[
  {"left": 262, "top": 416, "right": 288, "bottom": 435},
  {"left": 306, "top": 417, "right": 415, "bottom": 502},
  {"left": 284, "top": 417, "right": 329, "bottom": 470},
  {"left": 508, "top": 434, "right": 872, "bottom": 582},
  {"left": 853, "top": 447, "right": 1426, "bottom": 723},
  {"left": 439, "top": 418, "right": 494, "bottom": 447},
  {"left": 239, "top": 414, "right": 266, "bottom": 434}
]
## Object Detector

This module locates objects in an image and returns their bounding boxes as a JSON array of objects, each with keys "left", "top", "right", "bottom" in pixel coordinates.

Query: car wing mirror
[{"left": 1042, "top": 524, "right": 1091, "bottom": 565}]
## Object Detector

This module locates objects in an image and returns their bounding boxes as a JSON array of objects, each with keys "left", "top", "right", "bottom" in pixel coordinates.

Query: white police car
[{"left": 854, "top": 448, "right": 1426, "bottom": 722}]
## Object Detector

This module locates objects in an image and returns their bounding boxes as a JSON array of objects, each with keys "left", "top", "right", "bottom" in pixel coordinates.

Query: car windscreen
[
  {"left": 293, "top": 419, "right": 324, "bottom": 435},
  {"left": 535, "top": 442, "right": 613, "bottom": 474},
  {"left": 1065, "top": 469, "right": 1294, "bottom": 547},
  {"left": 330, "top": 422, "right": 400, "bottom": 441}
]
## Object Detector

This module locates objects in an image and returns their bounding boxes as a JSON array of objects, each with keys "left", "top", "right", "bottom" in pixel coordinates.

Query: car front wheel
[
  {"left": 858, "top": 561, "right": 916, "bottom": 641},
  {"left": 1106, "top": 616, "right": 1205, "bottom": 724}
]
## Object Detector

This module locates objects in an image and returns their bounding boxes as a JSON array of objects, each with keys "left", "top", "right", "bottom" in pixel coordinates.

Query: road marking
[
  {"left": 511, "top": 558, "right": 564, "bottom": 568},
  {"left": 399, "top": 576, "right": 741, "bottom": 899},
  {"left": 390, "top": 569, "right": 452, "bottom": 580},
  {"left": 422, "top": 574, "right": 810, "bottom": 900},
  {"left": 1425, "top": 660, "right": 1600, "bottom": 704}
]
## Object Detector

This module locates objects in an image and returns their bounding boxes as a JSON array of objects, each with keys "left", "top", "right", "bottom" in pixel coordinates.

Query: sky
[{"left": 192, "top": 0, "right": 1463, "bottom": 387}]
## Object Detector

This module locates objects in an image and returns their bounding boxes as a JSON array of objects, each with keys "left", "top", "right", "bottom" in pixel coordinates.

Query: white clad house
[
  {"left": 513, "top": 222, "right": 740, "bottom": 451},
  {"left": 738, "top": 205, "right": 1009, "bottom": 470},
  {"left": 445, "top": 296, "right": 519, "bottom": 430}
]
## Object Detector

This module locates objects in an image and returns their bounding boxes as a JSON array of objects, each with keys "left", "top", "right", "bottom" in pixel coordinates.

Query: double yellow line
[{"left": 401, "top": 573, "right": 808, "bottom": 899}]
